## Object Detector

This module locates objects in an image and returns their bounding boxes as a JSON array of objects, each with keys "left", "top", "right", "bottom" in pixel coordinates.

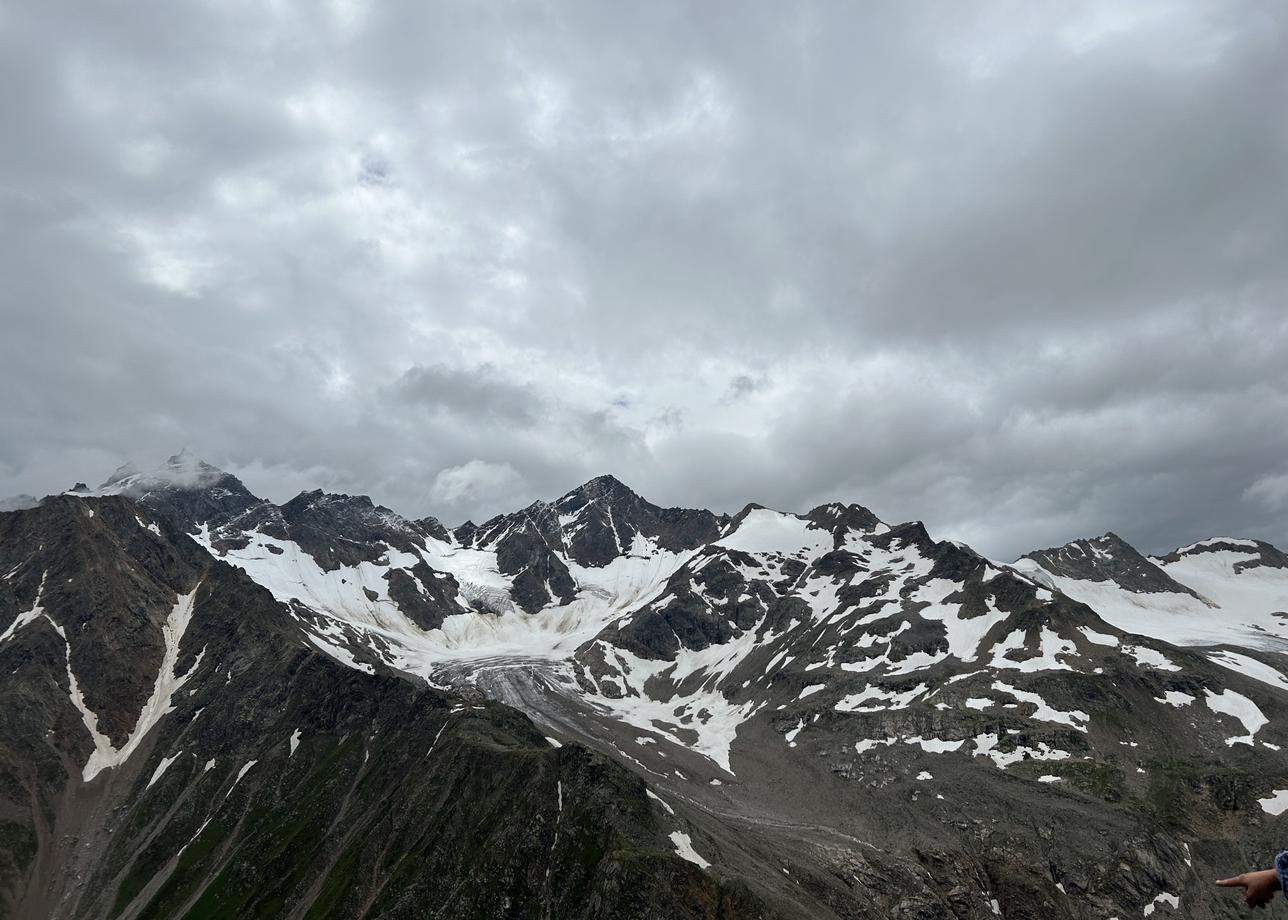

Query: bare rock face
[{"left": 459, "top": 474, "right": 725, "bottom": 613}]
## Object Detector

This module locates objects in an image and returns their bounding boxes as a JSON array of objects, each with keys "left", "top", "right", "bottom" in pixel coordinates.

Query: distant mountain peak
[
  {"left": 806, "top": 501, "right": 884, "bottom": 537},
  {"left": 1024, "top": 531, "right": 1200, "bottom": 596},
  {"left": 101, "top": 461, "right": 140, "bottom": 488},
  {"left": 94, "top": 451, "right": 235, "bottom": 495},
  {"left": 561, "top": 473, "right": 638, "bottom": 504},
  {"left": 0, "top": 493, "right": 40, "bottom": 512},
  {"left": 1160, "top": 536, "right": 1288, "bottom": 573}
]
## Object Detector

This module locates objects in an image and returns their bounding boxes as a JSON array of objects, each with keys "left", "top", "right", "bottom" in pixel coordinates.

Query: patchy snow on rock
[
  {"left": 78, "top": 584, "right": 206, "bottom": 782},
  {"left": 198, "top": 528, "right": 436, "bottom": 639},
  {"left": 990, "top": 680, "right": 1089, "bottom": 731},
  {"left": 646, "top": 789, "right": 676, "bottom": 815},
  {"left": 913, "top": 578, "right": 1012, "bottom": 663},
  {"left": 584, "top": 636, "right": 764, "bottom": 773},
  {"left": 1077, "top": 625, "right": 1119, "bottom": 647},
  {"left": 305, "top": 631, "right": 375, "bottom": 674},
  {"left": 1143, "top": 892, "right": 1179, "bottom": 915},
  {"left": 1155, "top": 691, "right": 1195, "bottom": 707},
  {"left": 1258, "top": 789, "right": 1288, "bottom": 816},
  {"left": 147, "top": 751, "right": 183, "bottom": 789},
  {"left": 989, "top": 627, "right": 1078, "bottom": 673},
  {"left": 289, "top": 728, "right": 302, "bottom": 756},
  {"left": 972, "top": 733, "right": 1070, "bottom": 769},
  {"left": 836, "top": 683, "right": 928, "bottom": 713},
  {"left": 784, "top": 718, "right": 805, "bottom": 747},
  {"left": 1123, "top": 645, "right": 1180, "bottom": 672},
  {"left": 854, "top": 734, "right": 961, "bottom": 756},
  {"left": 1207, "top": 650, "right": 1288, "bottom": 692},
  {"left": 715, "top": 508, "right": 832, "bottom": 559},
  {"left": 0, "top": 573, "right": 47, "bottom": 646},
  {"left": 228, "top": 759, "right": 258, "bottom": 794},
  {"left": 668, "top": 831, "right": 711, "bottom": 869},
  {"left": 1204, "top": 688, "right": 1268, "bottom": 745}
]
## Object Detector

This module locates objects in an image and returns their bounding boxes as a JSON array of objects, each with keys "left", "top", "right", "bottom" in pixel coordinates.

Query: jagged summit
[
  {"left": 8, "top": 461, "right": 1288, "bottom": 918},
  {"left": 283, "top": 488, "right": 380, "bottom": 510},
  {"left": 89, "top": 450, "right": 242, "bottom": 496},
  {"left": 72, "top": 451, "right": 263, "bottom": 533},
  {"left": 559, "top": 472, "right": 638, "bottom": 503},
  {"left": 1022, "top": 530, "right": 1198, "bottom": 596}
]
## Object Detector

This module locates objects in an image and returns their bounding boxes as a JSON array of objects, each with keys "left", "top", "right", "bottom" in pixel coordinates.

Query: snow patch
[
  {"left": 0, "top": 573, "right": 47, "bottom": 646},
  {"left": 147, "top": 751, "right": 182, "bottom": 789},
  {"left": 1258, "top": 789, "right": 1288, "bottom": 816},
  {"left": 1123, "top": 645, "right": 1180, "bottom": 672},
  {"left": 715, "top": 509, "right": 832, "bottom": 559},
  {"left": 1207, "top": 650, "right": 1288, "bottom": 692},
  {"left": 61, "top": 584, "right": 206, "bottom": 782},
  {"left": 1204, "top": 688, "right": 1267, "bottom": 745},
  {"left": 1143, "top": 892, "right": 1179, "bottom": 915},
  {"left": 973, "top": 732, "right": 1070, "bottom": 769},
  {"left": 668, "top": 831, "right": 711, "bottom": 869},
  {"left": 990, "top": 680, "right": 1089, "bottom": 731}
]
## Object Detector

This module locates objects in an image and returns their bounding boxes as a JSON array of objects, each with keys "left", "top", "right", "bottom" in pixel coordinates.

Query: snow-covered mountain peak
[
  {"left": 10, "top": 469, "right": 1288, "bottom": 919},
  {"left": 100, "top": 460, "right": 141, "bottom": 489},
  {"left": 76, "top": 452, "right": 263, "bottom": 534},
  {"left": 1160, "top": 536, "right": 1288, "bottom": 571},
  {"left": 1014, "top": 529, "right": 1288, "bottom": 651},
  {"left": 1022, "top": 531, "right": 1195, "bottom": 596},
  {"left": 90, "top": 451, "right": 240, "bottom": 497}
]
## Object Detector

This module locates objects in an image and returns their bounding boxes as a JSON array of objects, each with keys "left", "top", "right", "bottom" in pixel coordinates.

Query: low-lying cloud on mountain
[{"left": 3, "top": 1, "right": 1287, "bottom": 558}]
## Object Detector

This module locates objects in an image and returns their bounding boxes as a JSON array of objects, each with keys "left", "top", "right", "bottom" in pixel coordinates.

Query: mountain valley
[{"left": 3, "top": 453, "right": 1288, "bottom": 918}]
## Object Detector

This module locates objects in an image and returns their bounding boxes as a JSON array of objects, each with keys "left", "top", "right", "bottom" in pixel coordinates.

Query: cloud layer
[{"left": 2, "top": 0, "right": 1286, "bottom": 557}]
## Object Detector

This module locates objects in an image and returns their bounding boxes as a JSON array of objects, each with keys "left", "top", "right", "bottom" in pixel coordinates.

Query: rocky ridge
[{"left": 3, "top": 455, "right": 1288, "bottom": 917}]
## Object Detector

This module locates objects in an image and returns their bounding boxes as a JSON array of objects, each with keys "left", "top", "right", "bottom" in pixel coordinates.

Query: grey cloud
[
  {"left": 392, "top": 364, "right": 545, "bottom": 424},
  {"left": 726, "top": 374, "right": 766, "bottom": 400},
  {"left": 2, "top": 0, "right": 1286, "bottom": 559}
]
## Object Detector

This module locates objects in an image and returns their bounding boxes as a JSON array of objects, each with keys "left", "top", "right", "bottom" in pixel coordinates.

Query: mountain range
[{"left": 2, "top": 451, "right": 1287, "bottom": 918}]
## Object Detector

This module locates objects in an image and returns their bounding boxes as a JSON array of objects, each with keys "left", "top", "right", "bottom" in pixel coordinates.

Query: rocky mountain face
[
  {"left": 4, "top": 455, "right": 1288, "bottom": 918},
  {"left": 0, "top": 496, "right": 767, "bottom": 919},
  {"left": 456, "top": 474, "right": 726, "bottom": 614},
  {"left": 1023, "top": 532, "right": 1203, "bottom": 596}
]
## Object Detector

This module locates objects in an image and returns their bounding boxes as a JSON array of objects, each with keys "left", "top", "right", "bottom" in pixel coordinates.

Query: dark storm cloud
[{"left": 2, "top": 0, "right": 1286, "bottom": 556}]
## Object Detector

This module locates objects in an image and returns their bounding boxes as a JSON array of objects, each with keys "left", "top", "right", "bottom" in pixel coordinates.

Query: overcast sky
[{"left": 2, "top": 1, "right": 1286, "bottom": 557}]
